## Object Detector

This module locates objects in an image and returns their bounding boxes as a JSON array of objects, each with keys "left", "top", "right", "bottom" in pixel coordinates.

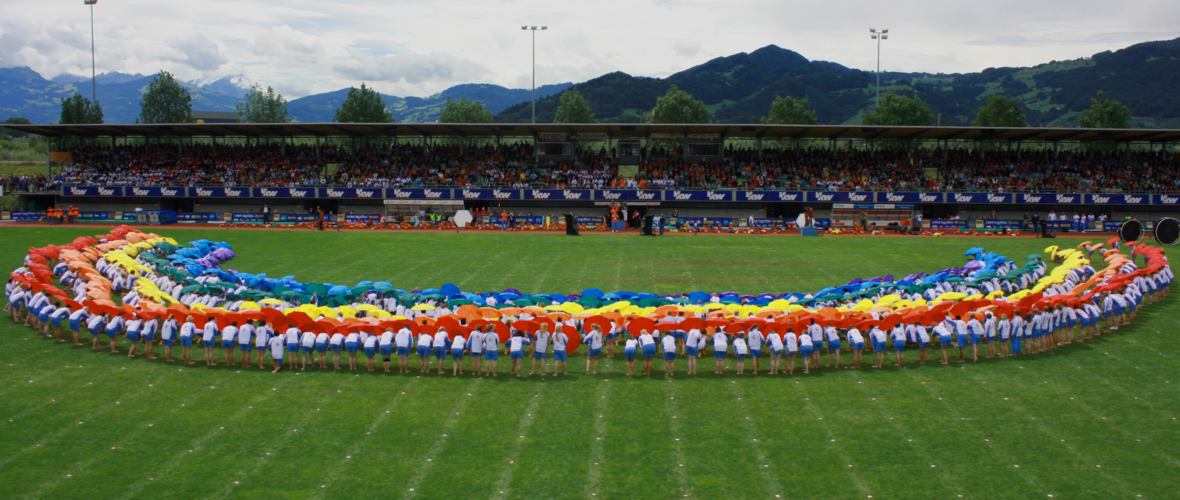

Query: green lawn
[{"left": 1, "top": 227, "right": 1178, "bottom": 499}]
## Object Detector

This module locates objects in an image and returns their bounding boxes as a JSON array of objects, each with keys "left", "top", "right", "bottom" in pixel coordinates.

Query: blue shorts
[
  {"left": 451, "top": 349, "right": 464, "bottom": 359},
  {"left": 736, "top": 353, "right": 747, "bottom": 359},
  {"left": 554, "top": 350, "right": 567, "bottom": 361},
  {"left": 330, "top": 343, "right": 343, "bottom": 352},
  {"left": 345, "top": 341, "right": 359, "bottom": 353},
  {"left": 663, "top": 352, "right": 676, "bottom": 361},
  {"left": 893, "top": 340, "right": 905, "bottom": 352},
  {"left": 969, "top": 334, "right": 980, "bottom": 345},
  {"left": 287, "top": 343, "right": 299, "bottom": 353},
  {"left": 433, "top": 346, "right": 447, "bottom": 358},
  {"left": 669, "top": 331, "right": 685, "bottom": 339},
  {"left": 919, "top": 341, "right": 929, "bottom": 348},
  {"left": 604, "top": 333, "right": 619, "bottom": 339},
  {"left": 534, "top": 351, "right": 547, "bottom": 359},
  {"left": 240, "top": 343, "right": 253, "bottom": 351},
  {"left": 365, "top": 346, "right": 377, "bottom": 356},
  {"left": 316, "top": 342, "right": 329, "bottom": 353},
  {"left": 69, "top": 320, "right": 81, "bottom": 331},
  {"left": 272, "top": 356, "right": 283, "bottom": 364},
  {"left": 1011, "top": 337, "right": 1022, "bottom": 354},
  {"left": 714, "top": 350, "right": 727, "bottom": 359},
  {"left": 126, "top": 331, "right": 140, "bottom": 342},
  {"left": 38, "top": 312, "right": 50, "bottom": 323},
  {"left": 872, "top": 342, "right": 885, "bottom": 352},
  {"left": 686, "top": 346, "right": 699, "bottom": 356},
  {"left": 162, "top": 338, "right": 174, "bottom": 347},
  {"left": 956, "top": 336, "right": 968, "bottom": 348},
  {"left": 302, "top": 345, "right": 313, "bottom": 353},
  {"left": 181, "top": 336, "right": 193, "bottom": 347},
  {"left": 750, "top": 349, "right": 762, "bottom": 358},
  {"left": 485, "top": 351, "right": 499, "bottom": 360},
  {"left": 222, "top": 339, "right": 235, "bottom": 348},
  {"left": 588, "top": 348, "right": 601, "bottom": 357},
  {"left": 417, "top": 346, "right": 429, "bottom": 357},
  {"left": 384, "top": 345, "right": 397, "bottom": 356},
  {"left": 510, "top": 351, "right": 523, "bottom": 360},
  {"left": 771, "top": 347, "right": 783, "bottom": 355},
  {"left": 50, "top": 317, "right": 63, "bottom": 327},
  {"left": 642, "top": 345, "right": 656, "bottom": 358},
  {"left": 827, "top": 340, "right": 841, "bottom": 351},
  {"left": 624, "top": 348, "right": 637, "bottom": 360},
  {"left": 812, "top": 339, "right": 824, "bottom": 351},
  {"left": 852, "top": 342, "right": 865, "bottom": 351}
]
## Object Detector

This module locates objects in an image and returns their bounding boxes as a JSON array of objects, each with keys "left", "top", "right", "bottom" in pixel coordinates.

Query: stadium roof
[{"left": 6, "top": 122, "right": 1180, "bottom": 143}]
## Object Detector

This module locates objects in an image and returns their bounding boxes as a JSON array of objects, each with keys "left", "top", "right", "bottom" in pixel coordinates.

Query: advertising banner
[
  {"left": 190, "top": 187, "right": 250, "bottom": 198},
  {"left": 385, "top": 188, "right": 451, "bottom": 199},
  {"left": 876, "top": 192, "right": 944, "bottom": 203},
  {"left": 596, "top": 189, "right": 662, "bottom": 201},
  {"left": 736, "top": 191, "right": 804, "bottom": 202},
  {"left": 458, "top": 188, "right": 521, "bottom": 200},
  {"left": 524, "top": 189, "right": 593, "bottom": 201},
  {"left": 62, "top": 186, "right": 122, "bottom": 197},
  {"left": 253, "top": 187, "right": 315, "bottom": 198},
  {"left": 806, "top": 191, "right": 874, "bottom": 203},
  {"left": 317, "top": 187, "right": 384, "bottom": 199}
]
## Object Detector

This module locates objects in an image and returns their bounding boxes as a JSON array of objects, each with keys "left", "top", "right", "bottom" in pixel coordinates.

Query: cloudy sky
[{"left": 2, "top": 0, "right": 1178, "bottom": 98}]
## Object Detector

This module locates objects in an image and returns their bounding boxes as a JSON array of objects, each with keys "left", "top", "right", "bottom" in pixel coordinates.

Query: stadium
[{"left": 4, "top": 4, "right": 1180, "bottom": 499}]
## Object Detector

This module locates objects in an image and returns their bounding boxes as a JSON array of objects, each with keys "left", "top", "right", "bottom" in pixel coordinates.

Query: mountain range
[{"left": 2, "top": 36, "right": 1179, "bottom": 127}]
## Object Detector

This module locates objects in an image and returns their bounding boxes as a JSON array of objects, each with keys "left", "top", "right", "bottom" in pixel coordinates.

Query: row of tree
[{"left": 52, "top": 70, "right": 1134, "bottom": 129}]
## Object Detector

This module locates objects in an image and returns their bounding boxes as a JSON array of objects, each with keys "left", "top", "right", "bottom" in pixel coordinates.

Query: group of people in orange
[{"left": 44, "top": 206, "right": 79, "bottom": 224}]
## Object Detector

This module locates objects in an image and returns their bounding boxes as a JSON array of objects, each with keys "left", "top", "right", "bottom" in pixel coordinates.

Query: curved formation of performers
[{"left": 5, "top": 225, "right": 1171, "bottom": 377}]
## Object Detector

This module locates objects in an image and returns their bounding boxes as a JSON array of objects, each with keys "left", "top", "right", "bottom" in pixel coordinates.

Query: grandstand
[{"left": 4, "top": 122, "right": 1180, "bottom": 231}]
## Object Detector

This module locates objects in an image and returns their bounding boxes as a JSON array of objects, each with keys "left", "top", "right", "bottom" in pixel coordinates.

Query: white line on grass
[
  {"left": 665, "top": 383, "right": 693, "bottom": 498},
  {"left": 203, "top": 410, "right": 325, "bottom": 500},
  {"left": 0, "top": 372, "right": 172, "bottom": 470},
  {"left": 487, "top": 388, "right": 544, "bottom": 499},
  {"left": 401, "top": 379, "right": 482, "bottom": 500},
  {"left": 794, "top": 383, "right": 872, "bottom": 497},
  {"left": 118, "top": 377, "right": 298, "bottom": 499},
  {"left": 305, "top": 378, "right": 419, "bottom": 500},
  {"left": 583, "top": 382, "right": 610, "bottom": 498},
  {"left": 728, "top": 383, "right": 784, "bottom": 498}
]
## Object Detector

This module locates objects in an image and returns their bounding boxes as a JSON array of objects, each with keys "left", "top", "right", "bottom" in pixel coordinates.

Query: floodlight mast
[
  {"left": 521, "top": 25, "right": 547, "bottom": 123},
  {"left": 85, "top": 0, "right": 98, "bottom": 103},
  {"left": 870, "top": 28, "right": 888, "bottom": 109}
]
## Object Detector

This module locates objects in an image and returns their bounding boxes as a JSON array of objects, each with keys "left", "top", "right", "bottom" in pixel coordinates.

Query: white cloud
[{"left": 0, "top": 0, "right": 1177, "bottom": 98}]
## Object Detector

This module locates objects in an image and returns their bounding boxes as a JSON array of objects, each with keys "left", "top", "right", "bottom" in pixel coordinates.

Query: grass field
[{"left": 2, "top": 227, "right": 1178, "bottom": 499}]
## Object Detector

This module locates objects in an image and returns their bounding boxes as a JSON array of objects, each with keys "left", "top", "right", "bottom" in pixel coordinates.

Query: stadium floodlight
[
  {"left": 521, "top": 25, "right": 549, "bottom": 124},
  {"left": 870, "top": 27, "right": 889, "bottom": 109},
  {"left": 85, "top": 0, "right": 98, "bottom": 104}
]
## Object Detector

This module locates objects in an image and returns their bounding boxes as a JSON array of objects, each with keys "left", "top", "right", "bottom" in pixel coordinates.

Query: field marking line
[
  {"left": 303, "top": 378, "right": 419, "bottom": 500},
  {"left": 401, "top": 379, "right": 482, "bottom": 500},
  {"left": 118, "top": 376, "right": 299, "bottom": 499},
  {"left": 664, "top": 383, "right": 693, "bottom": 498},
  {"left": 727, "top": 383, "right": 784, "bottom": 498},
  {"left": 487, "top": 388, "right": 545, "bottom": 499},
  {"left": 793, "top": 382, "right": 872, "bottom": 497},
  {"left": 22, "top": 387, "right": 209, "bottom": 500},
  {"left": 899, "top": 369, "right": 1048, "bottom": 492},
  {"left": 0, "top": 372, "right": 173, "bottom": 470},
  {"left": 204, "top": 409, "right": 329, "bottom": 500},
  {"left": 583, "top": 382, "right": 610, "bottom": 498}
]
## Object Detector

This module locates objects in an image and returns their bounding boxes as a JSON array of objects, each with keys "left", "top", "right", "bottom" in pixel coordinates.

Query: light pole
[
  {"left": 85, "top": 0, "right": 98, "bottom": 103},
  {"left": 869, "top": 28, "right": 888, "bottom": 109},
  {"left": 521, "top": 25, "right": 547, "bottom": 123}
]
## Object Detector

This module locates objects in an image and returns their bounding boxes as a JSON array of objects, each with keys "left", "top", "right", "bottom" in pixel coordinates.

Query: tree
[
  {"left": 553, "top": 89, "right": 598, "bottom": 123},
  {"left": 139, "top": 70, "right": 193, "bottom": 124},
  {"left": 763, "top": 96, "right": 818, "bottom": 125},
  {"left": 237, "top": 84, "right": 291, "bottom": 123},
  {"left": 862, "top": 92, "right": 934, "bottom": 126},
  {"left": 59, "top": 94, "right": 104, "bottom": 124},
  {"left": 648, "top": 85, "right": 711, "bottom": 124},
  {"left": 334, "top": 83, "right": 394, "bottom": 123},
  {"left": 438, "top": 97, "right": 494, "bottom": 123},
  {"left": 1, "top": 117, "right": 31, "bottom": 138},
  {"left": 1077, "top": 90, "right": 1131, "bottom": 129},
  {"left": 972, "top": 94, "right": 1026, "bottom": 127}
]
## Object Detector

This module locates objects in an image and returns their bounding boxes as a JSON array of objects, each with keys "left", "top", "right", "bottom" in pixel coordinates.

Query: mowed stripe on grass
[{"left": 1, "top": 227, "right": 1179, "bottom": 499}]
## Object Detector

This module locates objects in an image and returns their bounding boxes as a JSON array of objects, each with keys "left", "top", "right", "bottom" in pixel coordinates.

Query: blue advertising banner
[
  {"left": 945, "top": 192, "right": 1012, "bottom": 204},
  {"left": 1016, "top": 193, "right": 1082, "bottom": 205},
  {"left": 1085, "top": 194, "right": 1150, "bottom": 205},
  {"left": 344, "top": 214, "right": 383, "bottom": 224},
  {"left": 385, "top": 188, "right": 451, "bottom": 199},
  {"left": 317, "top": 187, "right": 384, "bottom": 199},
  {"left": 806, "top": 191, "right": 874, "bottom": 203},
  {"left": 1104, "top": 221, "right": 1124, "bottom": 231},
  {"left": 596, "top": 189, "right": 662, "bottom": 201},
  {"left": 189, "top": 186, "right": 250, "bottom": 198},
  {"left": 10, "top": 211, "right": 42, "bottom": 221},
  {"left": 62, "top": 186, "right": 122, "bottom": 197},
  {"left": 78, "top": 211, "right": 110, "bottom": 221},
  {"left": 736, "top": 191, "right": 805, "bottom": 202},
  {"left": 983, "top": 220, "right": 1024, "bottom": 230},
  {"left": 274, "top": 213, "right": 318, "bottom": 223},
  {"left": 876, "top": 192, "right": 944, "bottom": 204},
  {"left": 458, "top": 188, "right": 521, "bottom": 200},
  {"left": 575, "top": 216, "right": 606, "bottom": 225},
  {"left": 177, "top": 212, "right": 220, "bottom": 222},
  {"left": 524, "top": 189, "right": 593, "bottom": 201},
  {"left": 124, "top": 186, "right": 187, "bottom": 197},
  {"left": 750, "top": 218, "right": 792, "bottom": 228},
  {"left": 930, "top": 220, "right": 969, "bottom": 230},
  {"left": 253, "top": 187, "right": 315, "bottom": 198},
  {"left": 231, "top": 213, "right": 266, "bottom": 223},
  {"left": 1153, "top": 194, "right": 1180, "bottom": 206},
  {"left": 664, "top": 190, "right": 732, "bottom": 202}
]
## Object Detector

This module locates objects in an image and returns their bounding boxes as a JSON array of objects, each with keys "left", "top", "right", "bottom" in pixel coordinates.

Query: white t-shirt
[
  {"left": 767, "top": 332, "right": 784, "bottom": 350},
  {"left": 552, "top": 332, "right": 568, "bottom": 351},
  {"left": 712, "top": 332, "right": 728, "bottom": 352},
  {"left": 785, "top": 332, "right": 798, "bottom": 351},
  {"left": 534, "top": 332, "right": 550, "bottom": 352},
  {"left": 202, "top": 321, "right": 218, "bottom": 342},
  {"left": 734, "top": 338, "right": 748, "bottom": 355},
  {"left": 238, "top": 324, "right": 254, "bottom": 345},
  {"left": 301, "top": 332, "right": 316, "bottom": 347},
  {"left": 661, "top": 334, "right": 676, "bottom": 353},
  {"left": 798, "top": 333, "right": 813, "bottom": 348},
  {"left": 847, "top": 328, "right": 864, "bottom": 344},
  {"left": 468, "top": 331, "right": 485, "bottom": 353},
  {"left": 451, "top": 335, "right": 466, "bottom": 350},
  {"left": 639, "top": 333, "right": 655, "bottom": 347},
  {"left": 221, "top": 325, "right": 237, "bottom": 342},
  {"left": 269, "top": 336, "right": 286, "bottom": 358}
]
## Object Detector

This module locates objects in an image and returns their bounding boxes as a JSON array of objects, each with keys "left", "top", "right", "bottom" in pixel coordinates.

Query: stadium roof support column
[{"left": 46, "top": 134, "right": 51, "bottom": 178}]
